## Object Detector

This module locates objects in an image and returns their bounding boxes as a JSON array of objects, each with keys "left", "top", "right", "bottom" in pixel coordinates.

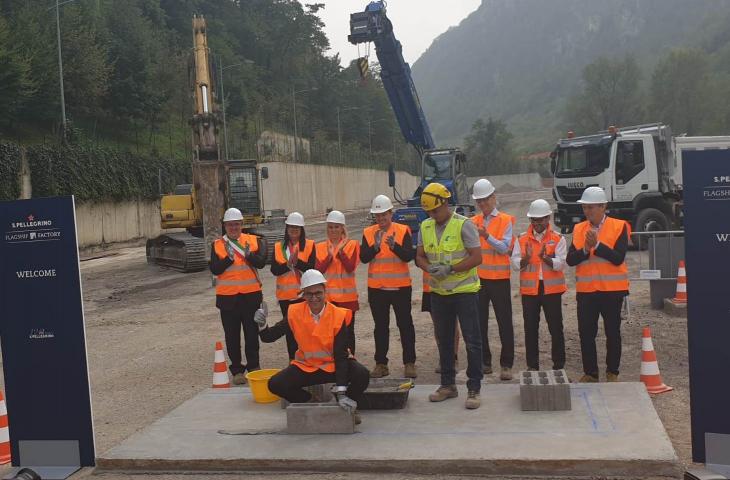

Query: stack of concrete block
[
  {"left": 286, "top": 403, "right": 355, "bottom": 434},
  {"left": 519, "top": 369, "right": 571, "bottom": 411}
]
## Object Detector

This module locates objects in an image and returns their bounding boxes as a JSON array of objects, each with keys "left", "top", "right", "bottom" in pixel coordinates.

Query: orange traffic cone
[
  {"left": 672, "top": 260, "right": 687, "bottom": 303},
  {"left": 0, "top": 389, "right": 10, "bottom": 464},
  {"left": 640, "top": 327, "right": 673, "bottom": 395},
  {"left": 212, "top": 341, "right": 230, "bottom": 389}
]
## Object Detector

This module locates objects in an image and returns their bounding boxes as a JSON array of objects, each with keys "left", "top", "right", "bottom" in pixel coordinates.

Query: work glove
[
  {"left": 225, "top": 242, "right": 235, "bottom": 260},
  {"left": 335, "top": 389, "right": 357, "bottom": 411},
  {"left": 428, "top": 263, "right": 452, "bottom": 280},
  {"left": 253, "top": 301, "right": 268, "bottom": 330}
]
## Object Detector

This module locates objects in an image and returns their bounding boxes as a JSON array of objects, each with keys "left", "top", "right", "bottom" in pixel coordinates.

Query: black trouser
[
  {"left": 279, "top": 300, "right": 299, "bottom": 360},
  {"left": 368, "top": 287, "right": 416, "bottom": 365},
  {"left": 267, "top": 360, "right": 370, "bottom": 404},
  {"left": 219, "top": 291, "right": 263, "bottom": 375},
  {"left": 522, "top": 281, "right": 565, "bottom": 370},
  {"left": 577, "top": 291, "right": 625, "bottom": 377},
  {"left": 478, "top": 279, "right": 514, "bottom": 368},
  {"left": 332, "top": 301, "right": 357, "bottom": 354}
]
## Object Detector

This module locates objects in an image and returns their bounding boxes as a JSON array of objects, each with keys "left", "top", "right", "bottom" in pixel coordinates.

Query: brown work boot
[
  {"left": 606, "top": 372, "right": 620, "bottom": 382},
  {"left": 429, "top": 385, "right": 458, "bottom": 402},
  {"left": 232, "top": 373, "right": 246, "bottom": 385},
  {"left": 579, "top": 374, "right": 599, "bottom": 383},
  {"left": 370, "top": 363, "right": 389, "bottom": 378},
  {"left": 500, "top": 367, "right": 513, "bottom": 381},
  {"left": 404, "top": 363, "right": 417, "bottom": 378},
  {"left": 465, "top": 390, "right": 481, "bottom": 410},
  {"left": 483, "top": 364, "right": 493, "bottom": 375}
]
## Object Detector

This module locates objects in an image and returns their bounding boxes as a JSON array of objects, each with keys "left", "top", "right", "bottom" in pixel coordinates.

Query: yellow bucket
[{"left": 246, "top": 369, "right": 281, "bottom": 403}]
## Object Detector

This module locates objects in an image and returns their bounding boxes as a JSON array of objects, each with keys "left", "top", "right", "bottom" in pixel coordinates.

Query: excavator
[
  {"left": 146, "top": 15, "right": 283, "bottom": 271},
  {"left": 348, "top": 1, "right": 473, "bottom": 242}
]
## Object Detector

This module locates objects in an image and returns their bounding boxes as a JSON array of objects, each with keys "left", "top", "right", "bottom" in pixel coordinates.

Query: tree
[
  {"left": 0, "top": 15, "right": 36, "bottom": 125},
  {"left": 463, "top": 117, "right": 514, "bottom": 175},
  {"left": 565, "top": 55, "right": 642, "bottom": 133}
]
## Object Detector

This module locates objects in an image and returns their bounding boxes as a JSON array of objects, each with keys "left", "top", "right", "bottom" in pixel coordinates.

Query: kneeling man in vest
[{"left": 256, "top": 270, "right": 370, "bottom": 419}]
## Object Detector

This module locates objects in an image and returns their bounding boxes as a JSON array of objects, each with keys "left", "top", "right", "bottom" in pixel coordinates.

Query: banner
[
  {"left": 0, "top": 196, "right": 95, "bottom": 475},
  {"left": 683, "top": 147, "right": 730, "bottom": 466}
]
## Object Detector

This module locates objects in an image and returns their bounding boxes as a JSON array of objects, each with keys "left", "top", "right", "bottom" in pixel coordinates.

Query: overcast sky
[{"left": 316, "top": 0, "right": 481, "bottom": 66}]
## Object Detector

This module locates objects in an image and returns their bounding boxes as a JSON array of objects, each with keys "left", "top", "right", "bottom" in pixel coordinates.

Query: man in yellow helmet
[{"left": 416, "top": 183, "right": 484, "bottom": 409}]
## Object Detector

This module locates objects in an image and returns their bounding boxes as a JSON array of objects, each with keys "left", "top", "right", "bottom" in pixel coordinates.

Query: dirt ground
[{"left": 0, "top": 196, "right": 692, "bottom": 479}]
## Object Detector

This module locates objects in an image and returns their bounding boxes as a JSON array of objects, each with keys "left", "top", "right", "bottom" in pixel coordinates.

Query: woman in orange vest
[
  {"left": 270, "top": 212, "right": 316, "bottom": 360},
  {"left": 257, "top": 270, "right": 370, "bottom": 423},
  {"left": 567, "top": 187, "right": 629, "bottom": 383},
  {"left": 470, "top": 178, "right": 516, "bottom": 381},
  {"left": 511, "top": 200, "right": 567, "bottom": 372},
  {"left": 360, "top": 194, "right": 417, "bottom": 379},
  {"left": 315, "top": 210, "right": 360, "bottom": 353},
  {"left": 209, "top": 208, "right": 267, "bottom": 385}
]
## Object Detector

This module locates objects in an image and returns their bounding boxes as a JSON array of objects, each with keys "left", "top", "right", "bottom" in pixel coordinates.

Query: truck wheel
[{"left": 634, "top": 208, "right": 668, "bottom": 250}]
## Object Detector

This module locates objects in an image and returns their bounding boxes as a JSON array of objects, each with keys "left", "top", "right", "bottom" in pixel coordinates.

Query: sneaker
[
  {"left": 500, "top": 367, "right": 513, "bottom": 381},
  {"left": 579, "top": 374, "right": 599, "bottom": 383},
  {"left": 370, "top": 363, "right": 390, "bottom": 378},
  {"left": 404, "top": 363, "right": 417, "bottom": 378},
  {"left": 465, "top": 390, "right": 481, "bottom": 409},
  {"left": 429, "top": 385, "right": 458, "bottom": 402},
  {"left": 353, "top": 410, "right": 362, "bottom": 425},
  {"left": 606, "top": 372, "right": 620, "bottom": 382},
  {"left": 232, "top": 373, "right": 247, "bottom": 385},
  {"left": 483, "top": 364, "right": 493, "bottom": 375}
]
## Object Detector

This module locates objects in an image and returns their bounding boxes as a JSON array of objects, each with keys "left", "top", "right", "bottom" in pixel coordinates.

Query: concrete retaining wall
[
  {"left": 75, "top": 200, "right": 163, "bottom": 248},
  {"left": 467, "top": 173, "right": 543, "bottom": 191}
]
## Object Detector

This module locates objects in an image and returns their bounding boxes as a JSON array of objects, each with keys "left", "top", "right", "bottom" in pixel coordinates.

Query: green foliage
[
  {"left": 0, "top": 16, "right": 36, "bottom": 125},
  {"left": 0, "top": 142, "right": 22, "bottom": 201},
  {"left": 463, "top": 118, "right": 515, "bottom": 175}
]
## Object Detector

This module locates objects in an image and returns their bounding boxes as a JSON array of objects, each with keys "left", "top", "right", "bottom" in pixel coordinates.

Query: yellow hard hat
[{"left": 421, "top": 182, "right": 452, "bottom": 211}]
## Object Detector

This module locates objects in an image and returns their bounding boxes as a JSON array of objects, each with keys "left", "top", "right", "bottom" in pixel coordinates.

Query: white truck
[{"left": 550, "top": 123, "right": 730, "bottom": 236}]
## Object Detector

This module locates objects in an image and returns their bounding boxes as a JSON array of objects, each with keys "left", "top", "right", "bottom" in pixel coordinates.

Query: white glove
[
  {"left": 225, "top": 242, "right": 235, "bottom": 260},
  {"left": 337, "top": 394, "right": 357, "bottom": 411},
  {"left": 253, "top": 301, "right": 268, "bottom": 330},
  {"left": 428, "top": 263, "right": 452, "bottom": 280}
]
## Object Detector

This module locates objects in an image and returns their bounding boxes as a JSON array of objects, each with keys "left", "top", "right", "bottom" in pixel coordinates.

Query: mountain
[{"left": 411, "top": 0, "right": 730, "bottom": 150}]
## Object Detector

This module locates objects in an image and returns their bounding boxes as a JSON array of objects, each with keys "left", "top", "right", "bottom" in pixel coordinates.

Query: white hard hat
[
  {"left": 223, "top": 207, "right": 244, "bottom": 222},
  {"left": 370, "top": 194, "right": 394, "bottom": 214},
  {"left": 326, "top": 210, "right": 346, "bottom": 225},
  {"left": 577, "top": 186, "right": 608, "bottom": 204},
  {"left": 527, "top": 199, "right": 553, "bottom": 218},
  {"left": 285, "top": 212, "right": 305, "bottom": 227},
  {"left": 472, "top": 178, "right": 496, "bottom": 199},
  {"left": 300, "top": 269, "right": 327, "bottom": 289}
]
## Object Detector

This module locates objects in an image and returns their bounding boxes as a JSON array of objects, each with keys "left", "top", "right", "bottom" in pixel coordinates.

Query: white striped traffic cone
[
  {"left": 0, "top": 389, "right": 10, "bottom": 464},
  {"left": 212, "top": 341, "right": 230, "bottom": 389},
  {"left": 640, "top": 327, "right": 673, "bottom": 395},
  {"left": 672, "top": 260, "right": 687, "bottom": 303}
]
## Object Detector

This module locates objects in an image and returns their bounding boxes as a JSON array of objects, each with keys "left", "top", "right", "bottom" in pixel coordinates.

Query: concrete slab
[
  {"left": 97, "top": 383, "right": 679, "bottom": 478},
  {"left": 664, "top": 297, "right": 688, "bottom": 317}
]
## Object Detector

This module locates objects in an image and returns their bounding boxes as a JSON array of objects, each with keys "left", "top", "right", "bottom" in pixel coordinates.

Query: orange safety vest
[
  {"left": 572, "top": 217, "right": 629, "bottom": 293},
  {"left": 471, "top": 212, "right": 515, "bottom": 280},
  {"left": 213, "top": 236, "right": 262, "bottom": 295},
  {"left": 315, "top": 239, "right": 360, "bottom": 303},
  {"left": 274, "top": 239, "right": 315, "bottom": 300},
  {"left": 288, "top": 301, "right": 351, "bottom": 373},
  {"left": 422, "top": 271, "right": 431, "bottom": 293},
  {"left": 363, "top": 223, "right": 412, "bottom": 289},
  {"left": 518, "top": 226, "right": 566, "bottom": 296}
]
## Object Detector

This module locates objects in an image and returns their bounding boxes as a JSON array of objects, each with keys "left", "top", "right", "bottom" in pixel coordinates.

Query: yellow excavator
[{"left": 146, "top": 15, "right": 283, "bottom": 271}]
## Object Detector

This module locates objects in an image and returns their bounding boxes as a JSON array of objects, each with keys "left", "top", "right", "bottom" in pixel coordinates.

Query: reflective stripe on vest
[
  {"left": 421, "top": 214, "right": 480, "bottom": 295},
  {"left": 572, "top": 217, "right": 629, "bottom": 293},
  {"left": 364, "top": 223, "right": 412, "bottom": 289},
  {"left": 274, "top": 239, "right": 315, "bottom": 300},
  {"left": 518, "top": 227, "right": 566, "bottom": 296},
  {"left": 472, "top": 212, "right": 514, "bottom": 280},
  {"left": 213, "top": 236, "right": 262, "bottom": 295},
  {"left": 288, "top": 302, "right": 349, "bottom": 373},
  {"left": 316, "top": 239, "right": 360, "bottom": 303}
]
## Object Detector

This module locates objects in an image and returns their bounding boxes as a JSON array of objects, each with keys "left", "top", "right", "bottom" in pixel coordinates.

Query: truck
[
  {"left": 348, "top": 1, "right": 473, "bottom": 241},
  {"left": 146, "top": 15, "right": 282, "bottom": 271},
  {"left": 551, "top": 122, "right": 730, "bottom": 241}
]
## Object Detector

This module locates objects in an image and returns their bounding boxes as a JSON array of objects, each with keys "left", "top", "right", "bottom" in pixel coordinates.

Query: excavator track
[{"left": 146, "top": 232, "right": 207, "bottom": 272}]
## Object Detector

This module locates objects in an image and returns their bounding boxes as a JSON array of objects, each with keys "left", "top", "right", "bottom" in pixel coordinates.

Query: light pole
[
  {"left": 218, "top": 56, "right": 254, "bottom": 160},
  {"left": 337, "top": 106, "right": 361, "bottom": 164},
  {"left": 292, "top": 87, "right": 317, "bottom": 163},
  {"left": 50, "top": 0, "right": 76, "bottom": 132},
  {"left": 367, "top": 118, "right": 389, "bottom": 162}
]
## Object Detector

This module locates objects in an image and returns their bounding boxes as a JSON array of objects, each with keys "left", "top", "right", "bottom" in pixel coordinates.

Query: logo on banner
[
  {"left": 704, "top": 176, "right": 730, "bottom": 200},
  {"left": 29, "top": 328, "right": 55, "bottom": 340},
  {"left": 5, "top": 213, "right": 62, "bottom": 243}
]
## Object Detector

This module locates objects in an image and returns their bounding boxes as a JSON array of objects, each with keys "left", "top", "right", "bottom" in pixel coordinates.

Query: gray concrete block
[
  {"left": 549, "top": 370, "right": 571, "bottom": 411},
  {"left": 286, "top": 403, "right": 355, "bottom": 434},
  {"left": 520, "top": 370, "right": 571, "bottom": 411},
  {"left": 519, "top": 371, "right": 538, "bottom": 411},
  {"left": 280, "top": 383, "right": 335, "bottom": 409},
  {"left": 663, "top": 298, "right": 687, "bottom": 317}
]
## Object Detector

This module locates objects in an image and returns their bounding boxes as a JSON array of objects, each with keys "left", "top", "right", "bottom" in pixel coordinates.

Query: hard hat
[
  {"left": 527, "top": 199, "right": 553, "bottom": 218},
  {"left": 300, "top": 269, "right": 327, "bottom": 289},
  {"left": 420, "top": 182, "right": 452, "bottom": 211},
  {"left": 577, "top": 186, "right": 608, "bottom": 204},
  {"left": 285, "top": 212, "right": 305, "bottom": 227},
  {"left": 370, "top": 194, "right": 394, "bottom": 214},
  {"left": 472, "top": 178, "right": 496, "bottom": 199},
  {"left": 223, "top": 207, "right": 244, "bottom": 222},
  {"left": 326, "top": 210, "right": 346, "bottom": 225}
]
